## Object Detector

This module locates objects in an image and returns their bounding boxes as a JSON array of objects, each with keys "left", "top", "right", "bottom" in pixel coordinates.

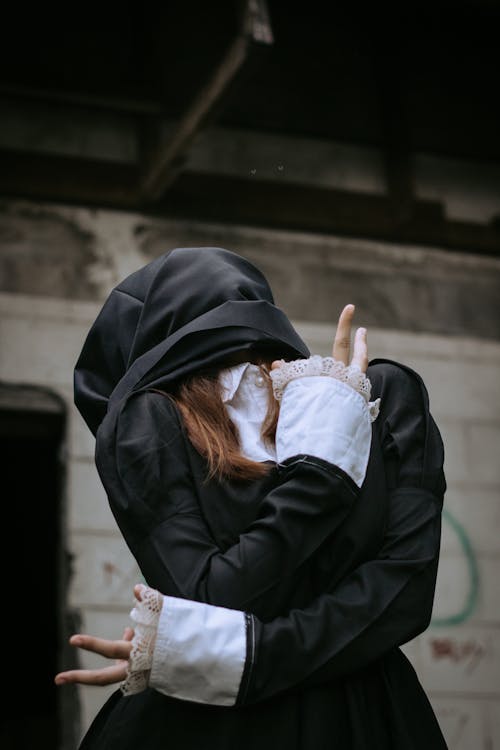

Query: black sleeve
[
  {"left": 95, "top": 389, "right": 360, "bottom": 611},
  {"left": 237, "top": 360, "right": 446, "bottom": 705}
]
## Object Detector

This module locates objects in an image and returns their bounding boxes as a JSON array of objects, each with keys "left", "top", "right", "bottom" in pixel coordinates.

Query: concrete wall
[{"left": 1, "top": 199, "right": 499, "bottom": 748}]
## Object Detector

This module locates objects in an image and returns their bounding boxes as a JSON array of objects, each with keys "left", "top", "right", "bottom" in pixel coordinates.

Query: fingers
[
  {"left": 55, "top": 633, "right": 133, "bottom": 686},
  {"left": 55, "top": 621, "right": 137, "bottom": 688},
  {"left": 55, "top": 663, "right": 127, "bottom": 687},
  {"left": 332, "top": 304, "right": 355, "bottom": 364},
  {"left": 134, "top": 583, "right": 145, "bottom": 601},
  {"left": 271, "top": 359, "right": 285, "bottom": 370},
  {"left": 68, "top": 634, "right": 132, "bottom": 661},
  {"left": 351, "top": 327, "right": 368, "bottom": 373},
  {"left": 122, "top": 627, "right": 134, "bottom": 642}
]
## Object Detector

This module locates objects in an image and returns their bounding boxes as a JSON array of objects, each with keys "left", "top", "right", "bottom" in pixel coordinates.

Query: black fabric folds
[{"left": 74, "top": 246, "right": 310, "bottom": 436}]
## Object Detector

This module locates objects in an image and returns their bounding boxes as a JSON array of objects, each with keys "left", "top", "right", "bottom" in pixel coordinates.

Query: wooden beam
[
  {"left": 0, "top": 84, "right": 163, "bottom": 114},
  {"left": 163, "top": 171, "right": 442, "bottom": 238},
  {"left": 139, "top": 0, "right": 273, "bottom": 202},
  {"left": 0, "top": 150, "right": 498, "bottom": 256},
  {"left": 0, "top": 150, "right": 140, "bottom": 207},
  {"left": 162, "top": 172, "right": 500, "bottom": 257}
]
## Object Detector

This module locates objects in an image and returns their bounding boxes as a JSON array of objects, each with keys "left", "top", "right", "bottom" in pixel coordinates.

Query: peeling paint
[{"left": 0, "top": 202, "right": 106, "bottom": 299}]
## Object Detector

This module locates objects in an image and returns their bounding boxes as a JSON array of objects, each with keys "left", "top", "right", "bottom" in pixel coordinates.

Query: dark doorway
[{"left": 0, "top": 387, "right": 66, "bottom": 749}]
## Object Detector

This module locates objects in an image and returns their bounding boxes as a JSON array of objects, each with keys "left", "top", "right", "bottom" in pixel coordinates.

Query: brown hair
[{"left": 169, "top": 366, "right": 279, "bottom": 482}]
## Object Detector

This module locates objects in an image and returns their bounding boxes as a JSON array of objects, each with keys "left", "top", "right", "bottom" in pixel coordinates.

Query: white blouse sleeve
[
  {"left": 271, "top": 356, "right": 381, "bottom": 488},
  {"left": 121, "top": 585, "right": 246, "bottom": 707}
]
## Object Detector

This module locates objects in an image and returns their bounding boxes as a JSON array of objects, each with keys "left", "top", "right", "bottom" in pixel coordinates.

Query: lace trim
[
  {"left": 270, "top": 355, "right": 381, "bottom": 422},
  {"left": 120, "top": 585, "right": 164, "bottom": 696}
]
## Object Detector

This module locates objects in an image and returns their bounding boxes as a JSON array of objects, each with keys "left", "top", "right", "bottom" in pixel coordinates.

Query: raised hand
[
  {"left": 272, "top": 303, "right": 368, "bottom": 372},
  {"left": 332, "top": 304, "right": 368, "bottom": 372}
]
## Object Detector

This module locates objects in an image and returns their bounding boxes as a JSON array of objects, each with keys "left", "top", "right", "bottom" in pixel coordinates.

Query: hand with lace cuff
[
  {"left": 270, "top": 303, "right": 377, "bottom": 410},
  {"left": 270, "top": 304, "right": 380, "bottom": 487},
  {"left": 54, "top": 584, "right": 162, "bottom": 691}
]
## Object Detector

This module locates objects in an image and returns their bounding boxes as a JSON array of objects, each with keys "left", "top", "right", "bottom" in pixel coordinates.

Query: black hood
[{"left": 74, "top": 246, "right": 310, "bottom": 436}]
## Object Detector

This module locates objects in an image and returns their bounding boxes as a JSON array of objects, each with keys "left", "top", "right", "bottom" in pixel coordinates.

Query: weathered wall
[
  {"left": 2, "top": 199, "right": 500, "bottom": 340},
  {"left": 1, "top": 199, "right": 499, "bottom": 749}
]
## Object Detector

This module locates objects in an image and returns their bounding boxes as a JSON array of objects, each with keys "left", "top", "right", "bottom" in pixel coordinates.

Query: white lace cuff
[
  {"left": 275, "top": 377, "right": 373, "bottom": 487},
  {"left": 120, "top": 585, "right": 163, "bottom": 696},
  {"left": 150, "top": 595, "right": 247, "bottom": 706},
  {"left": 270, "top": 355, "right": 380, "bottom": 422}
]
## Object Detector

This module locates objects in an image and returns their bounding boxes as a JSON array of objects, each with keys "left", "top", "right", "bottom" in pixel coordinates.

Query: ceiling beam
[
  {"left": 0, "top": 84, "right": 163, "bottom": 114},
  {"left": 161, "top": 172, "right": 500, "bottom": 257},
  {"left": 2, "top": 149, "right": 498, "bottom": 256},
  {"left": 139, "top": 0, "right": 273, "bottom": 202},
  {"left": 0, "top": 150, "right": 140, "bottom": 206}
]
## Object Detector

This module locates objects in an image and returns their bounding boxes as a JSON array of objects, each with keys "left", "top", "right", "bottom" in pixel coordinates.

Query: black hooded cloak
[{"left": 74, "top": 247, "right": 448, "bottom": 749}]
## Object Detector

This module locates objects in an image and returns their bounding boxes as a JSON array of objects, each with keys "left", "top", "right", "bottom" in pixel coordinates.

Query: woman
[{"left": 56, "top": 246, "right": 448, "bottom": 749}]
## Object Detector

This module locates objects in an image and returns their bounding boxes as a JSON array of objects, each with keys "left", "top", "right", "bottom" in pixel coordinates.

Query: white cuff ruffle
[
  {"left": 270, "top": 355, "right": 380, "bottom": 422},
  {"left": 120, "top": 585, "right": 163, "bottom": 696},
  {"left": 275, "top": 377, "right": 373, "bottom": 487},
  {"left": 150, "top": 595, "right": 247, "bottom": 706}
]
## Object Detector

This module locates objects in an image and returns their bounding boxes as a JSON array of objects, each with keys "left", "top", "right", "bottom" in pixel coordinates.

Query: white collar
[
  {"left": 219, "top": 362, "right": 259, "bottom": 403},
  {"left": 218, "top": 362, "right": 276, "bottom": 462}
]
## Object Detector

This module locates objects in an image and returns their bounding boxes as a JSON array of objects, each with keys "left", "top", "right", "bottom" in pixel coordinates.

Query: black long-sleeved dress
[{"left": 78, "top": 357, "right": 448, "bottom": 750}]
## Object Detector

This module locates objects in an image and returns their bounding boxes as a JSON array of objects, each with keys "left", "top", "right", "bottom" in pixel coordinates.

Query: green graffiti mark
[{"left": 431, "top": 508, "right": 479, "bottom": 627}]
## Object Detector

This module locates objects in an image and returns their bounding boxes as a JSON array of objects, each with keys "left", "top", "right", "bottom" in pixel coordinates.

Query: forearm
[{"left": 135, "top": 455, "right": 358, "bottom": 610}]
